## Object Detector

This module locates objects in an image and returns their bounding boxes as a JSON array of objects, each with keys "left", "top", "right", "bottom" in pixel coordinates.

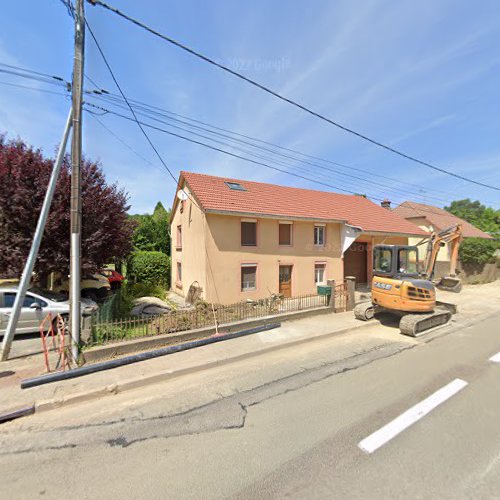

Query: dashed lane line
[
  {"left": 358, "top": 378, "right": 468, "bottom": 454},
  {"left": 489, "top": 352, "right": 500, "bottom": 363}
]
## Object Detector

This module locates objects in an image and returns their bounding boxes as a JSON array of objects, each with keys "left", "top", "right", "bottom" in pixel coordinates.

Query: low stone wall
[
  {"left": 426, "top": 260, "right": 499, "bottom": 284},
  {"left": 424, "top": 261, "right": 500, "bottom": 284},
  {"left": 457, "top": 261, "right": 499, "bottom": 284},
  {"left": 83, "top": 306, "right": 331, "bottom": 363}
]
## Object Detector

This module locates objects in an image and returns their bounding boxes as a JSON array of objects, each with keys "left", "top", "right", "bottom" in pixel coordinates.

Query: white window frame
[
  {"left": 314, "top": 225, "right": 325, "bottom": 246},
  {"left": 241, "top": 264, "right": 257, "bottom": 291},
  {"left": 314, "top": 263, "right": 326, "bottom": 285}
]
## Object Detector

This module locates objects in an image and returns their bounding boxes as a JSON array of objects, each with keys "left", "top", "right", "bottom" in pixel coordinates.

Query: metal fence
[
  {"left": 88, "top": 293, "right": 328, "bottom": 347},
  {"left": 333, "top": 282, "right": 348, "bottom": 312}
]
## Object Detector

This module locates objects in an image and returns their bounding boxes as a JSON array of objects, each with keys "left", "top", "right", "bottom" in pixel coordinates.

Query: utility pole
[{"left": 69, "top": 0, "right": 85, "bottom": 364}]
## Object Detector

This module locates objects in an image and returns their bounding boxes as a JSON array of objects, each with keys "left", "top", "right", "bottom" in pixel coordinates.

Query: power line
[
  {"left": 95, "top": 90, "right": 457, "bottom": 198},
  {"left": 0, "top": 80, "right": 70, "bottom": 97},
  {"left": 3, "top": 58, "right": 499, "bottom": 205},
  {"left": 87, "top": 0, "right": 500, "bottom": 192},
  {"left": 85, "top": 19, "right": 179, "bottom": 185},
  {"left": 85, "top": 97, "right": 454, "bottom": 205},
  {"left": 85, "top": 93, "right": 461, "bottom": 205},
  {"left": 0, "top": 68, "right": 70, "bottom": 89},
  {"left": 85, "top": 102, "right": 487, "bottom": 221},
  {"left": 1, "top": 58, "right": 490, "bottom": 203},
  {"left": 0, "top": 62, "right": 68, "bottom": 83},
  {"left": 84, "top": 102, "right": 389, "bottom": 200}
]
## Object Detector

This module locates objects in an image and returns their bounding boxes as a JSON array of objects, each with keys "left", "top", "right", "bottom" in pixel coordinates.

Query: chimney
[{"left": 381, "top": 199, "right": 391, "bottom": 209}]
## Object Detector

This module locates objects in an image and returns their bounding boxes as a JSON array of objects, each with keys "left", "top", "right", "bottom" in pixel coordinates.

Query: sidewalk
[
  {"left": 0, "top": 310, "right": 382, "bottom": 418},
  {"left": 1, "top": 280, "right": 498, "bottom": 420}
]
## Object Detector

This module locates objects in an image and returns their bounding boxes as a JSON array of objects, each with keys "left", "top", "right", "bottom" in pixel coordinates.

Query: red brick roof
[
  {"left": 393, "top": 201, "right": 493, "bottom": 239},
  {"left": 179, "top": 172, "right": 427, "bottom": 236}
]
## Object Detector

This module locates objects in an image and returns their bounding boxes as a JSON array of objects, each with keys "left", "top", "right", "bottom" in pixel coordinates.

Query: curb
[
  {"left": 33, "top": 319, "right": 375, "bottom": 415},
  {"left": 11, "top": 309, "right": 500, "bottom": 420}
]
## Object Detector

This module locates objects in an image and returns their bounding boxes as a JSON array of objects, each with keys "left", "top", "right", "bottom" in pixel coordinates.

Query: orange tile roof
[
  {"left": 179, "top": 171, "right": 427, "bottom": 236},
  {"left": 393, "top": 201, "right": 493, "bottom": 239}
]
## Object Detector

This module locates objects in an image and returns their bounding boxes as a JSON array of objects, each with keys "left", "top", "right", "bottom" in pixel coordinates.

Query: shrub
[
  {"left": 128, "top": 251, "right": 170, "bottom": 287},
  {"left": 459, "top": 238, "right": 499, "bottom": 265},
  {"left": 128, "top": 282, "right": 167, "bottom": 300}
]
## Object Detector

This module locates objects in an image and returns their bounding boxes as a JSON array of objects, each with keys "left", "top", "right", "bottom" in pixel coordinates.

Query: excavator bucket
[{"left": 436, "top": 276, "right": 462, "bottom": 293}]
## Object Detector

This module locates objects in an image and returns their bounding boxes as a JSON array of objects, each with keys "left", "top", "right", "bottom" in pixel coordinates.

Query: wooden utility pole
[{"left": 69, "top": 0, "right": 85, "bottom": 363}]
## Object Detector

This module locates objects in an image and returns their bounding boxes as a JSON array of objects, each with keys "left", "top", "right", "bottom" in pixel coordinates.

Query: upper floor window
[
  {"left": 241, "top": 221, "right": 257, "bottom": 246},
  {"left": 176, "top": 225, "right": 182, "bottom": 249},
  {"left": 314, "top": 225, "right": 325, "bottom": 246},
  {"left": 278, "top": 222, "right": 292, "bottom": 246}
]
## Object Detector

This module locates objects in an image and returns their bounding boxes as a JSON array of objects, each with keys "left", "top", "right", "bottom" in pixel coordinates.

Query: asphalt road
[{"left": 1, "top": 312, "right": 500, "bottom": 499}]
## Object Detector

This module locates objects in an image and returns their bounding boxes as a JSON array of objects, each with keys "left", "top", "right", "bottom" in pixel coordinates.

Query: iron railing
[{"left": 89, "top": 293, "right": 328, "bottom": 347}]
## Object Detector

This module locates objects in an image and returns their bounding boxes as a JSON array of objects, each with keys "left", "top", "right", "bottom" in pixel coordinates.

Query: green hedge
[
  {"left": 459, "top": 238, "right": 498, "bottom": 265},
  {"left": 128, "top": 251, "right": 170, "bottom": 286}
]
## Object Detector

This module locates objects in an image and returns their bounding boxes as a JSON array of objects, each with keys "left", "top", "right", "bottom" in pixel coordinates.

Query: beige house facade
[{"left": 171, "top": 173, "right": 426, "bottom": 305}]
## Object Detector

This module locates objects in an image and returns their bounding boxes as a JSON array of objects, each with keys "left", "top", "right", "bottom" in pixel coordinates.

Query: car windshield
[{"left": 29, "top": 287, "right": 67, "bottom": 302}]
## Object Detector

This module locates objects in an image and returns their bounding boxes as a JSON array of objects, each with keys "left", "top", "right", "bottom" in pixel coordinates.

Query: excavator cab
[{"left": 373, "top": 245, "right": 420, "bottom": 279}]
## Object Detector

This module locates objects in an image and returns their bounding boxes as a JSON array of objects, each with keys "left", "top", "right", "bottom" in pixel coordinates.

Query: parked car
[
  {"left": 100, "top": 269, "right": 125, "bottom": 290},
  {"left": 0, "top": 286, "right": 98, "bottom": 335},
  {"left": 56, "top": 274, "right": 111, "bottom": 302}
]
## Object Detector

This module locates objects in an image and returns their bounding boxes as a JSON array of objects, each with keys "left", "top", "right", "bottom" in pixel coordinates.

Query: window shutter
[{"left": 241, "top": 221, "right": 257, "bottom": 246}]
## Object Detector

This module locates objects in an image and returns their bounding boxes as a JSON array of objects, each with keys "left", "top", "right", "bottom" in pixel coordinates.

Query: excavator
[{"left": 354, "top": 224, "right": 462, "bottom": 337}]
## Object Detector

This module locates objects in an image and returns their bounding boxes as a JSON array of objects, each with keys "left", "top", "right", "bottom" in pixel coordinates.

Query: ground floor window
[
  {"left": 176, "top": 262, "right": 182, "bottom": 283},
  {"left": 315, "top": 263, "right": 326, "bottom": 285},
  {"left": 241, "top": 264, "right": 257, "bottom": 291}
]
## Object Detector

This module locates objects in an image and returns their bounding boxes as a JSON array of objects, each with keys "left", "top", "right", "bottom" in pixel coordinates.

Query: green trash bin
[{"left": 317, "top": 285, "right": 332, "bottom": 296}]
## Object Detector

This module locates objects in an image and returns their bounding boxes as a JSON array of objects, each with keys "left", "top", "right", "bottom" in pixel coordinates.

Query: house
[
  {"left": 393, "top": 200, "right": 493, "bottom": 277},
  {"left": 170, "top": 172, "right": 427, "bottom": 304}
]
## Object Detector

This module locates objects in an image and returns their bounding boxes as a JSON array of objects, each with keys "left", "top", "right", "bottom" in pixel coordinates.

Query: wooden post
[
  {"left": 327, "top": 279, "right": 336, "bottom": 311},
  {"left": 345, "top": 276, "right": 356, "bottom": 311}
]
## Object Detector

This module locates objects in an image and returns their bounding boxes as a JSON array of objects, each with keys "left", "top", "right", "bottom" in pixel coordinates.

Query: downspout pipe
[{"left": 21, "top": 322, "right": 281, "bottom": 389}]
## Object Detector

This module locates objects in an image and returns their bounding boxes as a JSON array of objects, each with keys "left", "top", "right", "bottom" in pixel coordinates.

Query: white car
[{"left": 0, "top": 287, "right": 98, "bottom": 335}]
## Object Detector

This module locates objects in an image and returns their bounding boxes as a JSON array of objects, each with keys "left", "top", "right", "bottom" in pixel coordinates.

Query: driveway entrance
[{"left": 344, "top": 242, "right": 368, "bottom": 285}]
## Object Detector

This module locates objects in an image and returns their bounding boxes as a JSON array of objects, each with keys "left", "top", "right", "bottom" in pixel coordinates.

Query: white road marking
[
  {"left": 358, "top": 378, "right": 468, "bottom": 454},
  {"left": 489, "top": 352, "right": 500, "bottom": 363}
]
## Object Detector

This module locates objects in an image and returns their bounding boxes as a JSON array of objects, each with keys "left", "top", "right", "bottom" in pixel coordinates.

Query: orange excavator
[{"left": 354, "top": 224, "right": 462, "bottom": 337}]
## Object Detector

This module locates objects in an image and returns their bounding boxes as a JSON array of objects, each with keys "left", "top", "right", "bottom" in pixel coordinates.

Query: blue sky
[{"left": 1, "top": 0, "right": 499, "bottom": 213}]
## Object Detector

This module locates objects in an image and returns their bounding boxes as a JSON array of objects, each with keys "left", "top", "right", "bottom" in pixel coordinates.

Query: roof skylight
[{"left": 225, "top": 181, "right": 247, "bottom": 191}]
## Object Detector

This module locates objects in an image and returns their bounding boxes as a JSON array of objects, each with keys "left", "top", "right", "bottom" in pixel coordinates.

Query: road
[{"left": 1, "top": 312, "right": 499, "bottom": 499}]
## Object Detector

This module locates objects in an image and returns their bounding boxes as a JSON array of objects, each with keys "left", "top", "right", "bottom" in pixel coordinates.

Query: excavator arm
[{"left": 422, "top": 224, "right": 463, "bottom": 292}]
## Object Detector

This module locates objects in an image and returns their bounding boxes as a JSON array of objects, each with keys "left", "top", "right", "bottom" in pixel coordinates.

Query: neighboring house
[
  {"left": 393, "top": 200, "right": 493, "bottom": 275},
  {"left": 170, "top": 172, "right": 426, "bottom": 304}
]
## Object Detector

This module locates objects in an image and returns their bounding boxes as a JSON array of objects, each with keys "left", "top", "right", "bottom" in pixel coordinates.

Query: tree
[
  {"left": 459, "top": 238, "right": 498, "bottom": 265},
  {"left": 130, "top": 201, "right": 170, "bottom": 255},
  {"left": 0, "top": 135, "right": 134, "bottom": 279},
  {"left": 444, "top": 199, "right": 500, "bottom": 237}
]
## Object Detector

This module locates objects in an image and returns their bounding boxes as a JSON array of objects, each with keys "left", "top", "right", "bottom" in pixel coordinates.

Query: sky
[{"left": 1, "top": 0, "right": 499, "bottom": 214}]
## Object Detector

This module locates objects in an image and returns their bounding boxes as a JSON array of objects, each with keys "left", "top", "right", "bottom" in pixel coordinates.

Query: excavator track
[
  {"left": 399, "top": 309, "right": 452, "bottom": 337},
  {"left": 354, "top": 302, "right": 375, "bottom": 321}
]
